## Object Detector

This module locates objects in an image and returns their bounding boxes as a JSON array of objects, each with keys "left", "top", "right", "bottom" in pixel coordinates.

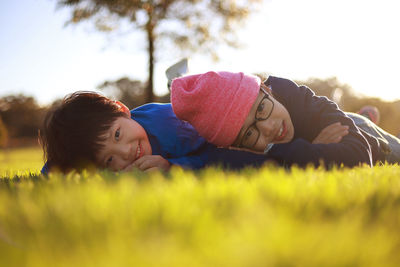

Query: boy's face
[
  {"left": 97, "top": 114, "right": 152, "bottom": 171},
  {"left": 233, "top": 86, "right": 294, "bottom": 152}
]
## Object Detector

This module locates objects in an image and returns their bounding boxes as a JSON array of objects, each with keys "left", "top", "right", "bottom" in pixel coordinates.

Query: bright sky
[{"left": 1, "top": 0, "right": 400, "bottom": 105}]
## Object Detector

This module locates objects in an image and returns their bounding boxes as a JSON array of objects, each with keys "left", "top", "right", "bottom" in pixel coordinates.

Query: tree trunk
[{"left": 146, "top": 22, "right": 155, "bottom": 103}]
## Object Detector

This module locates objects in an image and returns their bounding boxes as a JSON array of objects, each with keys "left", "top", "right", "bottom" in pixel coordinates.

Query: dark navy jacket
[
  {"left": 131, "top": 80, "right": 378, "bottom": 170},
  {"left": 265, "top": 76, "right": 376, "bottom": 167}
]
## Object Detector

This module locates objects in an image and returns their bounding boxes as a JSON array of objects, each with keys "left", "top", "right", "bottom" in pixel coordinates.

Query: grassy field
[
  {"left": 0, "top": 146, "right": 43, "bottom": 176},
  {"left": 1, "top": 148, "right": 400, "bottom": 266}
]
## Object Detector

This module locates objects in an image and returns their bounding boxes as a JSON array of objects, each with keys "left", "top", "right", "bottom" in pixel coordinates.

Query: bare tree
[{"left": 56, "top": 0, "right": 262, "bottom": 102}]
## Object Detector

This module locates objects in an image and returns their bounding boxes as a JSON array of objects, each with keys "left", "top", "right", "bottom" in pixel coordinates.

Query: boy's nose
[{"left": 119, "top": 144, "right": 131, "bottom": 160}]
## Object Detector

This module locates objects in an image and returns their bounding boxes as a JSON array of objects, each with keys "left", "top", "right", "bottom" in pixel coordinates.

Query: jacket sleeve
[{"left": 267, "top": 77, "right": 373, "bottom": 168}]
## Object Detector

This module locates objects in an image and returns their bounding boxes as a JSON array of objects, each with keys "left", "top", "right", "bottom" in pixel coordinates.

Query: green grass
[
  {"left": 0, "top": 146, "right": 43, "bottom": 177},
  {"left": 1, "top": 160, "right": 400, "bottom": 266}
]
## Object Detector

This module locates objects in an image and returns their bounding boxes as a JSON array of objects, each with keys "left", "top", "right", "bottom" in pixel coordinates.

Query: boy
[
  {"left": 171, "top": 71, "right": 400, "bottom": 168},
  {"left": 40, "top": 91, "right": 275, "bottom": 174}
]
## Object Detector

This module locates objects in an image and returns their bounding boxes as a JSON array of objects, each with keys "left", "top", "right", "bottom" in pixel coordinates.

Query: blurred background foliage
[
  {"left": 0, "top": 95, "right": 46, "bottom": 148},
  {"left": 0, "top": 115, "right": 8, "bottom": 148}
]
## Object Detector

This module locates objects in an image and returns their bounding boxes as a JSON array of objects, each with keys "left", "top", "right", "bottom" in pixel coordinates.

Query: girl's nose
[{"left": 256, "top": 119, "right": 275, "bottom": 137}]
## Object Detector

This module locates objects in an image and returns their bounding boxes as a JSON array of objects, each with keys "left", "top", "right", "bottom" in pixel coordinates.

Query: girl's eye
[
  {"left": 244, "top": 129, "right": 254, "bottom": 140},
  {"left": 115, "top": 129, "right": 120, "bottom": 140},
  {"left": 257, "top": 103, "right": 265, "bottom": 112}
]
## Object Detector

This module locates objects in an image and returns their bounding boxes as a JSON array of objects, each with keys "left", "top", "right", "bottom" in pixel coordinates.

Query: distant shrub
[{"left": 0, "top": 116, "right": 8, "bottom": 147}]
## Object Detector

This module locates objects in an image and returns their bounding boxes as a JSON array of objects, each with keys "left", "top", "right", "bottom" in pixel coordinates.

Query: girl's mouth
[{"left": 274, "top": 121, "right": 287, "bottom": 142}]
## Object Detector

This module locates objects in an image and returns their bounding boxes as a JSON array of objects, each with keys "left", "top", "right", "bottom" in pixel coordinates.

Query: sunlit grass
[
  {"left": 1, "top": 163, "right": 400, "bottom": 266},
  {"left": 0, "top": 146, "right": 42, "bottom": 177}
]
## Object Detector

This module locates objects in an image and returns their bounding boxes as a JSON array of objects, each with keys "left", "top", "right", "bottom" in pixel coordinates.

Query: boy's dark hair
[{"left": 40, "top": 91, "right": 127, "bottom": 172}]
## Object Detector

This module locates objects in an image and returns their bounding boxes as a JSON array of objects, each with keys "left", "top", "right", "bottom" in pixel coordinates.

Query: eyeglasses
[{"left": 237, "top": 87, "right": 274, "bottom": 149}]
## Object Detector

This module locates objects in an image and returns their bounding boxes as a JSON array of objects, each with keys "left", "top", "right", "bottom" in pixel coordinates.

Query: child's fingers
[
  {"left": 328, "top": 129, "right": 348, "bottom": 143},
  {"left": 132, "top": 156, "right": 146, "bottom": 166},
  {"left": 323, "top": 123, "right": 349, "bottom": 138},
  {"left": 137, "top": 160, "right": 153, "bottom": 171},
  {"left": 122, "top": 162, "right": 139, "bottom": 172},
  {"left": 132, "top": 155, "right": 170, "bottom": 171},
  {"left": 334, "top": 135, "right": 344, "bottom": 143},
  {"left": 323, "top": 123, "right": 348, "bottom": 134},
  {"left": 331, "top": 128, "right": 349, "bottom": 139},
  {"left": 145, "top": 167, "right": 160, "bottom": 172},
  {"left": 313, "top": 123, "right": 349, "bottom": 144},
  {"left": 132, "top": 155, "right": 155, "bottom": 166},
  {"left": 321, "top": 122, "right": 341, "bottom": 131},
  {"left": 132, "top": 156, "right": 150, "bottom": 170}
]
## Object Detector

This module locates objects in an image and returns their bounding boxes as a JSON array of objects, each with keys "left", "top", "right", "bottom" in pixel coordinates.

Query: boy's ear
[{"left": 115, "top": 101, "right": 130, "bottom": 115}]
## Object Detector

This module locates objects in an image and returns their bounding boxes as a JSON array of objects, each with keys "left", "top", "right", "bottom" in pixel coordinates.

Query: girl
[{"left": 171, "top": 71, "right": 400, "bottom": 168}]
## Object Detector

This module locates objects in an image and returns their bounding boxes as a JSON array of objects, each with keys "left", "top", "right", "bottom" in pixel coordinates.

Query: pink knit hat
[{"left": 171, "top": 71, "right": 260, "bottom": 147}]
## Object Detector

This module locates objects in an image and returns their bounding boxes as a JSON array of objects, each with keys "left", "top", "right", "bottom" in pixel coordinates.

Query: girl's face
[
  {"left": 233, "top": 85, "right": 294, "bottom": 153},
  {"left": 97, "top": 115, "right": 152, "bottom": 171}
]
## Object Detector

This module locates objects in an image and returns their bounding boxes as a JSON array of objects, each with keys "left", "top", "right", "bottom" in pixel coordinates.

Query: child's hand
[
  {"left": 312, "top": 122, "right": 349, "bottom": 144},
  {"left": 123, "top": 155, "right": 171, "bottom": 172}
]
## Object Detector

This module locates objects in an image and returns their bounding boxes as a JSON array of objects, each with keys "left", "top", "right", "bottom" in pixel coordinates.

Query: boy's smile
[{"left": 97, "top": 115, "right": 152, "bottom": 171}]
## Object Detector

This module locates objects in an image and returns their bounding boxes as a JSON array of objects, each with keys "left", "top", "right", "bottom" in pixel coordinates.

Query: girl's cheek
[{"left": 254, "top": 137, "right": 269, "bottom": 152}]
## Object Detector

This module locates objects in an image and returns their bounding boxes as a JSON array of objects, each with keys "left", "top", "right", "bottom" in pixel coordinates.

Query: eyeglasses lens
[{"left": 240, "top": 95, "right": 274, "bottom": 149}]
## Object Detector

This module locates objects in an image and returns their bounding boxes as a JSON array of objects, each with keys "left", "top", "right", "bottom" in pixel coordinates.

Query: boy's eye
[
  {"left": 106, "top": 156, "right": 113, "bottom": 166},
  {"left": 115, "top": 129, "right": 120, "bottom": 140}
]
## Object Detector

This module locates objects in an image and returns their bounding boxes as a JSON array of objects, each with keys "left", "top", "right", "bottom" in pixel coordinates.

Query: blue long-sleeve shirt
[
  {"left": 131, "top": 103, "right": 273, "bottom": 170},
  {"left": 41, "top": 103, "right": 273, "bottom": 174}
]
